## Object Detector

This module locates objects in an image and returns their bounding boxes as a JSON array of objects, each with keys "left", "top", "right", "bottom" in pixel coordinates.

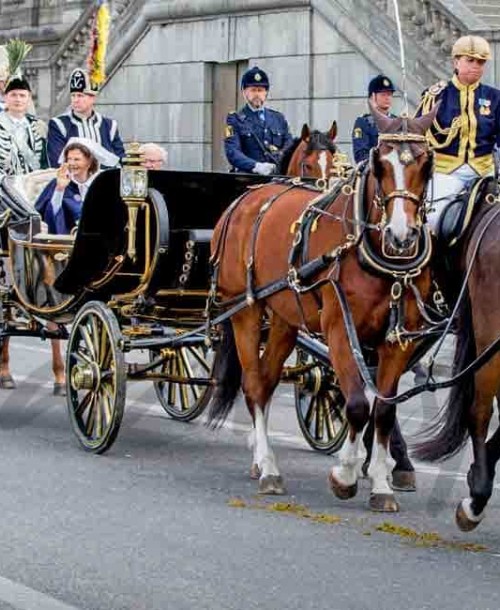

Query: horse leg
[
  {"left": 455, "top": 360, "right": 498, "bottom": 531},
  {"left": 0, "top": 337, "right": 15, "bottom": 389},
  {"left": 362, "top": 414, "right": 416, "bottom": 491},
  {"left": 326, "top": 327, "right": 370, "bottom": 500},
  {"left": 231, "top": 308, "right": 286, "bottom": 495},
  {"left": 367, "top": 345, "right": 414, "bottom": 512},
  {"left": 390, "top": 419, "right": 416, "bottom": 492}
]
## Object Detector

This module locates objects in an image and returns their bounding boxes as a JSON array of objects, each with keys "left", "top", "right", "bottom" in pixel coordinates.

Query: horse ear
[
  {"left": 328, "top": 121, "right": 337, "bottom": 141},
  {"left": 368, "top": 99, "right": 401, "bottom": 134},
  {"left": 410, "top": 102, "right": 441, "bottom": 135},
  {"left": 301, "top": 124, "right": 310, "bottom": 141}
]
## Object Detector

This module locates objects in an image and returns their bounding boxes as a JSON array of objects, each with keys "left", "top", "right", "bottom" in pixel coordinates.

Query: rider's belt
[{"left": 435, "top": 152, "right": 494, "bottom": 176}]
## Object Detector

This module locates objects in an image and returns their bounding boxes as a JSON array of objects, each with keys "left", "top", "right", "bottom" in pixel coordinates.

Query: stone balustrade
[{"left": 372, "top": 0, "right": 466, "bottom": 60}]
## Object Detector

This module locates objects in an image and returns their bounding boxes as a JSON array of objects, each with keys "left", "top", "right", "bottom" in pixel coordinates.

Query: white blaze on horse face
[
  {"left": 318, "top": 151, "right": 327, "bottom": 181},
  {"left": 382, "top": 148, "right": 409, "bottom": 241}
]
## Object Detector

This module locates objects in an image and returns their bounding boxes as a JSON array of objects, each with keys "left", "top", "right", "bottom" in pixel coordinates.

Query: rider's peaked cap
[
  {"left": 241, "top": 66, "right": 270, "bottom": 90},
  {"left": 69, "top": 68, "right": 99, "bottom": 96},
  {"left": 368, "top": 74, "right": 395, "bottom": 96},
  {"left": 452, "top": 35, "right": 491, "bottom": 60}
]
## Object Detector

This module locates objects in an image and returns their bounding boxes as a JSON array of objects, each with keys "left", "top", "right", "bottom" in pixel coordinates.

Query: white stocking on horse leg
[
  {"left": 254, "top": 406, "right": 286, "bottom": 495},
  {"left": 329, "top": 434, "right": 362, "bottom": 500},
  {"left": 368, "top": 441, "right": 399, "bottom": 512}
]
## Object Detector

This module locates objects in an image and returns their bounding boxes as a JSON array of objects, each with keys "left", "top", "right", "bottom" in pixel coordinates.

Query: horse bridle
[{"left": 374, "top": 132, "right": 432, "bottom": 213}]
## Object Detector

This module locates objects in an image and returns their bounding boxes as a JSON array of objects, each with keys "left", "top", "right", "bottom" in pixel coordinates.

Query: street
[{"left": 0, "top": 337, "right": 498, "bottom": 610}]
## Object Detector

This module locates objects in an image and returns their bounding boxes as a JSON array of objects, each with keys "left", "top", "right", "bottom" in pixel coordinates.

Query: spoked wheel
[
  {"left": 150, "top": 342, "right": 216, "bottom": 422},
  {"left": 294, "top": 349, "right": 347, "bottom": 454},
  {"left": 66, "top": 301, "right": 126, "bottom": 454}
]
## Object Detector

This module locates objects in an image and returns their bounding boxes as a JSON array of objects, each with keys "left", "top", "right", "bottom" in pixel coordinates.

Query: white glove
[{"left": 253, "top": 162, "right": 276, "bottom": 176}]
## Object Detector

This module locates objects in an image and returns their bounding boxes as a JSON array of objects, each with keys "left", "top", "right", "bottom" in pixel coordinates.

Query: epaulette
[{"left": 427, "top": 80, "right": 447, "bottom": 97}]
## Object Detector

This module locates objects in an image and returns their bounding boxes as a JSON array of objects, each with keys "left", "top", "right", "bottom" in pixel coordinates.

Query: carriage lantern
[{"left": 120, "top": 142, "right": 149, "bottom": 262}]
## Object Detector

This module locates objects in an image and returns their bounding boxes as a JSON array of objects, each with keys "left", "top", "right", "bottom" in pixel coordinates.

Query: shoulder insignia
[
  {"left": 353, "top": 127, "right": 363, "bottom": 139},
  {"left": 428, "top": 80, "right": 447, "bottom": 96},
  {"left": 225, "top": 124, "right": 234, "bottom": 138}
]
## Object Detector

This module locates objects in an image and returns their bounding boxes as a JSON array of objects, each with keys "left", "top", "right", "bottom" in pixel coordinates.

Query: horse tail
[
  {"left": 412, "top": 291, "right": 476, "bottom": 462},
  {"left": 207, "top": 320, "right": 242, "bottom": 428}
]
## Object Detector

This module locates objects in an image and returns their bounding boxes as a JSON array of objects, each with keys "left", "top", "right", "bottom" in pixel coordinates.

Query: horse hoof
[
  {"left": 258, "top": 475, "right": 287, "bottom": 495},
  {"left": 391, "top": 470, "right": 416, "bottom": 492},
  {"left": 250, "top": 463, "right": 261, "bottom": 480},
  {"left": 455, "top": 501, "right": 482, "bottom": 532},
  {"left": 369, "top": 493, "right": 400, "bottom": 512},
  {"left": 328, "top": 471, "right": 358, "bottom": 500}
]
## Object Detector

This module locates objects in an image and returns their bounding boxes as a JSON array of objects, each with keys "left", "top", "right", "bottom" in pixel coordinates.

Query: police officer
[
  {"left": 47, "top": 68, "right": 124, "bottom": 168},
  {"left": 415, "top": 35, "right": 500, "bottom": 231},
  {"left": 352, "top": 75, "right": 396, "bottom": 164},
  {"left": 224, "top": 66, "right": 293, "bottom": 175}
]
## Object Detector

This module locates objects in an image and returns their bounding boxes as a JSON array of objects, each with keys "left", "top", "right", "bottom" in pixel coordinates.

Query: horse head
[
  {"left": 283, "top": 122, "right": 337, "bottom": 181},
  {"left": 368, "top": 101, "right": 438, "bottom": 257}
]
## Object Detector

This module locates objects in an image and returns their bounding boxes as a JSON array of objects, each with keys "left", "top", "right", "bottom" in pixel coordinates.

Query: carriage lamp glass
[{"left": 120, "top": 167, "right": 148, "bottom": 198}]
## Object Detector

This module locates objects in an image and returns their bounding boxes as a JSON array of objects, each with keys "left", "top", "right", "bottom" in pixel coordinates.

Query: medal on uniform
[{"left": 479, "top": 98, "right": 491, "bottom": 116}]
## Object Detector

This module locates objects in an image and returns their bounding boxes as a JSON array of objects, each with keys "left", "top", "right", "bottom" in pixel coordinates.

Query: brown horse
[
  {"left": 414, "top": 200, "right": 500, "bottom": 530},
  {"left": 209, "top": 104, "right": 438, "bottom": 512},
  {"left": 280, "top": 123, "right": 338, "bottom": 180}
]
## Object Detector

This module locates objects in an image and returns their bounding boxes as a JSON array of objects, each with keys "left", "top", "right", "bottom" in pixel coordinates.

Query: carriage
[{"left": 0, "top": 146, "right": 348, "bottom": 455}]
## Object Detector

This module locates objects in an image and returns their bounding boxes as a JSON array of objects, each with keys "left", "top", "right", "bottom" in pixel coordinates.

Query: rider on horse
[
  {"left": 224, "top": 66, "right": 293, "bottom": 175},
  {"left": 415, "top": 35, "right": 500, "bottom": 233}
]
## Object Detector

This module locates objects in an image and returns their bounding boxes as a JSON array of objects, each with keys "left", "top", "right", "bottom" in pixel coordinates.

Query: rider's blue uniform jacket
[
  {"left": 224, "top": 105, "right": 293, "bottom": 173},
  {"left": 352, "top": 112, "right": 397, "bottom": 163},
  {"left": 47, "top": 110, "right": 125, "bottom": 167},
  {"left": 415, "top": 75, "right": 500, "bottom": 175}
]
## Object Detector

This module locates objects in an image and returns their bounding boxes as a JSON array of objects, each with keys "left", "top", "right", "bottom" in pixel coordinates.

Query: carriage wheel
[
  {"left": 66, "top": 301, "right": 126, "bottom": 454},
  {"left": 150, "top": 342, "right": 215, "bottom": 422},
  {"left": 294, "top": 349, "right": 347, "bottom": 454}
]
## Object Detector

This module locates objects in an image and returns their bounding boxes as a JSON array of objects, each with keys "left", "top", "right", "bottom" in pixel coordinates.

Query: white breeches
[{"left": 427, "top": 165, "right": 488, "bottom": 232}]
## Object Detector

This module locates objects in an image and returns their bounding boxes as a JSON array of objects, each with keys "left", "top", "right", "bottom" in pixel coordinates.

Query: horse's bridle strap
[{"left": 382, "top": 189, "right": 422, "bottom": 205}]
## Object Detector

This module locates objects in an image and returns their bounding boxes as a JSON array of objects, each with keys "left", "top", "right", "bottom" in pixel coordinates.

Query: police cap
[
  {"left": 368, "top": 74, "right": 395, "bottom": 96},
  {"left": 241, "top": 66, "right": 270, "bottom": 90},
  {"left": 452, "top": 35, "right": 491, "bottom": 60}
]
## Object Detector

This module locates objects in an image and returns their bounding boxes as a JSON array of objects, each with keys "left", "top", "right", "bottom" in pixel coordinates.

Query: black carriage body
[{"left": 51, "top": 170, "right": 274, "bottom": 324}]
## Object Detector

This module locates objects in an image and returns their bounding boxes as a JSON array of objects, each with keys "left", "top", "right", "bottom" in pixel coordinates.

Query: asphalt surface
[{"left": 0, "top": 337, "right": 498, "bottom": 610}]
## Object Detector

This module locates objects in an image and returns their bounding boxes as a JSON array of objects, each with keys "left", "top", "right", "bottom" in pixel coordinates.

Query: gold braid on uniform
[{"left": 415, "top": 82, "right": 462, "bottom": 150}]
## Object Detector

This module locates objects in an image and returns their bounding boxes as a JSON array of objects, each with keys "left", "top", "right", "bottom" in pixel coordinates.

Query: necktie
[{"left": 258, "top": 110, "right": 265, "bottom": 122}]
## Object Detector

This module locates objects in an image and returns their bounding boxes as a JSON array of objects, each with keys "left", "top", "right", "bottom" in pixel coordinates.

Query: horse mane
[{"left": 279, "top": 131, "right": 337, "bottom": 175}]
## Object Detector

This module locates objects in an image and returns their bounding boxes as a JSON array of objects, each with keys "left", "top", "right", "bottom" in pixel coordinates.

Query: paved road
[{"left": 0, "top": 337, "right": 498, "bottom": 610}]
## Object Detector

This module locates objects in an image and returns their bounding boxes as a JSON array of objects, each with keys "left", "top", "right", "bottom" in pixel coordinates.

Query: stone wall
[{"left": 97, "top": 1, "right": 404, "bottom": 169}]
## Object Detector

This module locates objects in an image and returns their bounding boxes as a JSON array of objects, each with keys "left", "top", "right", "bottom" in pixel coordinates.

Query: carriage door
[{"left": 211, "top": 61, "right": 247, "bottom": 171}]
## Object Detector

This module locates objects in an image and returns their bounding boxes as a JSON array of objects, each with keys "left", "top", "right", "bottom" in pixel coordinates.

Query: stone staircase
[{"left": 465, "top": 1, "right": 500, "bottom": 28}]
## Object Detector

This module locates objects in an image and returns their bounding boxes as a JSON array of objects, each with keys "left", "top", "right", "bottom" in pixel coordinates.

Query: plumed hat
[
  {"left": 241, "top": 66, "right": 270, "bottom": 90},
  {"left": 69, "top": 68, "right": 99, "bottom": 96},
  {"left": 368, "top": 74, "right": 395, "bottom": 97},
  {"left": 3, "top": 39, "right": 32, "bottom": 94}
]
